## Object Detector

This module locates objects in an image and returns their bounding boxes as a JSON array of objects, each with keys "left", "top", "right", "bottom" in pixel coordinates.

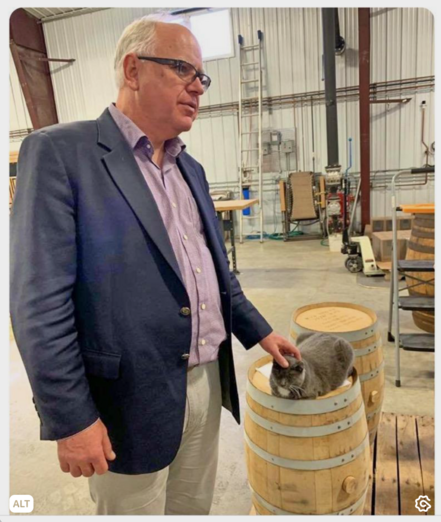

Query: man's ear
[{"left": 123, "top": 53, "right": 140, "bottom": 91}]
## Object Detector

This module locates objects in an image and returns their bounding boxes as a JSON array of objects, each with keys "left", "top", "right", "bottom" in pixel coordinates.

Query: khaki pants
[{"left": 89, "top": 360, "right": 222, "bottom": 515}]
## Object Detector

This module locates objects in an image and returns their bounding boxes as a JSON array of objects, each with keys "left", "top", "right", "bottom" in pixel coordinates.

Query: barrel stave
[{"left": 246, "top": 445, "right": 370, "bottom": 515}]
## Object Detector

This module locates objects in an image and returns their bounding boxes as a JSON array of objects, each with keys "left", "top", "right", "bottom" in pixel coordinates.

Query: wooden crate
[
  {"left": 371, "top": 230, "right": 411, "bottom": 262},
  {"left": 371, "top": 215, "right": 413, "bottom": 233}
]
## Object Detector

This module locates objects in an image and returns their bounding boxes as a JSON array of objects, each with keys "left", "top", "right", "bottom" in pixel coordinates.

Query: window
[{"left": 174, "top": 9, "right": 234, "bottom": 62}]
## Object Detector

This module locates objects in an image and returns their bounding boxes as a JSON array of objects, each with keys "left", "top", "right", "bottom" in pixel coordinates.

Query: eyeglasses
[{"left": 137, "top": 56, "right": 211, "bottom": 92}]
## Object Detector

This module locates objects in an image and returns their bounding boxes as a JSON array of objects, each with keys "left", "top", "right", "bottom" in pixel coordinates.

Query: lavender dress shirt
[{"left": 108, "top": 104, "right": 227, "bottom": 367}]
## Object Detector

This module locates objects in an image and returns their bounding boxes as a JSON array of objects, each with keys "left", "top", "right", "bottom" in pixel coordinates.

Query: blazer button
[
  {"left": 181, "top": 353, "right": 190, "bottom": 360},
  {"left": 180, "top": 307, "right": 191, "bottom": 316}
]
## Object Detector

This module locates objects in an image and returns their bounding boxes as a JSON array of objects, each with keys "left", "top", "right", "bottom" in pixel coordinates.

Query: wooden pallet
[{"left": 364, "top": 413, "right": 434, "bottom": 515}]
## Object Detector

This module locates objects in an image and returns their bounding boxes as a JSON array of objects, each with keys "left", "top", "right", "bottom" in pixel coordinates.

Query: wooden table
[{"left": 213, "top": 199, "right": 258, "bottom": 274}]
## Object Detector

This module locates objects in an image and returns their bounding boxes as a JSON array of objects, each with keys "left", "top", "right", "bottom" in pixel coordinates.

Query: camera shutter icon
[{"left": 415, "top": 495, "right": 431, "bottom": 513}]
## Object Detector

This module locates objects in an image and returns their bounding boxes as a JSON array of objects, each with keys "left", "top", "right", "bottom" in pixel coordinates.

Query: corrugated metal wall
[
  {"left": 9, "top": 51, "right": 32, "bottom": 153},
  {"left": 10, "top": 7, "right": 435, "bottom": 230}
]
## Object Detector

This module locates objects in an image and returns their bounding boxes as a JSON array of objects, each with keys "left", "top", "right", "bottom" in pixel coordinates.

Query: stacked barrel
[
  {"left": 405, "top": 208, "right": 435, "bottom": 333},
  {"left": 289, "top": 303, "right": 384, "bottom": 446}
]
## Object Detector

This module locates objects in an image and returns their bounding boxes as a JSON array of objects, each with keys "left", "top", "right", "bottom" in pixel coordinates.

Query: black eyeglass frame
[{"left": 137, "top": 56, "right": 211, "bottom": 91}]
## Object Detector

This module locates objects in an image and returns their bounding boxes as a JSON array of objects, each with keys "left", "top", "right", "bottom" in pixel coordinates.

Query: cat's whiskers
[{"left": 288, "top": 384, "right": 304, "bottom": 398}]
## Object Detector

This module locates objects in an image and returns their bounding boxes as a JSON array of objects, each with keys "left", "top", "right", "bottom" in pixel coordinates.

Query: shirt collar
[{"left": 108, "top": 103, "right": 186, "bottom": 158}]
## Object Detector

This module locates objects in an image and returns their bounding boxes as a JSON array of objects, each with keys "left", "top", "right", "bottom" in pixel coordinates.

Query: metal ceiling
[{"left": 23, "top": 8, "right": 109, "bottom": 23}]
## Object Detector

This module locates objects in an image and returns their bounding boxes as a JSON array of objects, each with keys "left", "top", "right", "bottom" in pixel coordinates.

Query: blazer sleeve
[
  {"left": 199, "top": 166, "right": 273, "bottom": 349},
  {"left": 10, "top": 130, "right": 99, "bottom": 440}
]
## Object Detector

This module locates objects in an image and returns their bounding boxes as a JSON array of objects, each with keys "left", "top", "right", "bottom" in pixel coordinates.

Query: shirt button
[
  {"left": 201, "top": 303, "right": 206, "bottom": 310},
  {"left": 183, "top": 234, "right": 188, "bottom": 240},
  {"left": 147, "top": 144, "right": 151, "bottom": 149},
  {"left": 200, "top": 339, "right": 206, "bottom": 346},
  {"left": 196, "top": 267, "right": 202, "bottom": 274},
  {"left": 181, "top": 353, "right": 190, "bottom": 360},
  {"left": 172, "top": 202, "right": 177, "bottom": 208},
  {"left": 180, "top": 307, "right": 191, "bottom": 316}
]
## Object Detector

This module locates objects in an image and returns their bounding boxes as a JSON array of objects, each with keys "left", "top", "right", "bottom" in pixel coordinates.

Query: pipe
[
  {"left": 311, "top": 96, "right": 316, "bottom": 174},
  {"left": 342, "top": 138, "right": 353, "bottom": 245},
  {"left": 358, "top": 7, "right": 371, "bottom": 229},
  {"left": 421, "top": 101, "right": 430, "bottom": 166},
  {"left": 322, "top": 8, "right": 340, "bottom": 168},
  {"left": 194, "top": 77, "right": 434, "bottom": 118}
]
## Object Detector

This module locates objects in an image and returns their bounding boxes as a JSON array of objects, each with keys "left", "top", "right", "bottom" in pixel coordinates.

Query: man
[{"left": 10, "top": 15, "right": 300, "bottom": 516}]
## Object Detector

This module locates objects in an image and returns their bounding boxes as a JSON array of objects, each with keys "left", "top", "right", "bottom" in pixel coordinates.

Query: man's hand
[
  {"left": 57, "top": 419, "right": 116, "bottom": 478},
  {"left": 259, "top": 332, "right": 301, "bottom": 368}
]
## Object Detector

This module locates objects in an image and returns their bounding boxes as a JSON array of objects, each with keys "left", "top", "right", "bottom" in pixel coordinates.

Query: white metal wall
[
  {"left": 9, "top": 8, "right": 435, "bottom": 230},
  {"left": 9, "top": 51, "right": 32, "bottom": 153}
]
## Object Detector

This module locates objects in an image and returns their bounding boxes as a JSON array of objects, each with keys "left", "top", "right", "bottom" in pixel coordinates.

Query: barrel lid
[
  {"left": 400, "top": 203, "right": 434, "bottom": 214},
  {"left": 292, "top": 302, "right": 377, "bottom": 339}
]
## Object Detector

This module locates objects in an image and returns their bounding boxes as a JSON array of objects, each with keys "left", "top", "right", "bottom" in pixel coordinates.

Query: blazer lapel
[{"left": 97, "top": 110, "right": 185, "bottom": 288}]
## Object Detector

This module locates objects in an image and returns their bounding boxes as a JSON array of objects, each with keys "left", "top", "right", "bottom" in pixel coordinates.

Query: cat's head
[{"left": 271, "top": 355, "right": 305, "bottom": 390}]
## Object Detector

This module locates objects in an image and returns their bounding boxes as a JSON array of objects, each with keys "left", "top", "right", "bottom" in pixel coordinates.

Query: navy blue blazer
[{"left": 10, "top": 108, "right": 272, "bottom": 474}]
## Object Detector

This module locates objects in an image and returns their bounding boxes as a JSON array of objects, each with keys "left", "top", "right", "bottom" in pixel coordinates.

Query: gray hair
[{"left": 114, "top": 13, "right": 184, "bottom": 89}]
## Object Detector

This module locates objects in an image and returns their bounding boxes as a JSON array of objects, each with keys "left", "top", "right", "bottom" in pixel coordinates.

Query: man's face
[{"left": 133, "top": 23, "right": 205, "bottom": 140}]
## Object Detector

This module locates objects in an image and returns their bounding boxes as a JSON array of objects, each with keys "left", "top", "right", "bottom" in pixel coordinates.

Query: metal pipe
[
  {"left": 311, "top": 96, "right": 316, "bottom": 174},
  {"left": 348, "top": 177, "right": 361, "bottom": 238},
  {"left": 322, "top": 8, "right": 340, "bottom": 168},
  {"left": 359, "top": 7, "right": 371, "bottom": 229},
  {"left": 421, "top": 101, "right": 430, "bottom": 166},
  {"left": 195, "top": 78, "right": 434, "bottom": 119},
  {"left": 391, "top": 170, "right": 402, "bottom": 386}
]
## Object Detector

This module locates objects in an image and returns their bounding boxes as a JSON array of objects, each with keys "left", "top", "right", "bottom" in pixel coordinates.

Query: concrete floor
[{"left": 10, "top": 240, "right": 434, "bottom": 515}]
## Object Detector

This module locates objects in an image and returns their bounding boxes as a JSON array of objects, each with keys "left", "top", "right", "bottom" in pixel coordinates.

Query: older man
[{"left": 10, "top": 15, "right": 300, "bottom": 515}]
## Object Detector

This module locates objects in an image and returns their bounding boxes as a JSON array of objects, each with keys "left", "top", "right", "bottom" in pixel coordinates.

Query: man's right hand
[{"left": 57, "top": 419, "right": 116, "bottom": 478}]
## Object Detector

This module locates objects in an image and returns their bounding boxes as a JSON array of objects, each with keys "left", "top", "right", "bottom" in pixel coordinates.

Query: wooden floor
[{"left": 364, "top": 413, "right": 435, "bottom": 516}]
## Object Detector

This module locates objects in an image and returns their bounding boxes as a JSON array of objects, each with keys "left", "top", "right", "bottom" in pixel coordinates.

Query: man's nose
[{"left": 188, "top": 76, "right": 205, "bottom": 96}]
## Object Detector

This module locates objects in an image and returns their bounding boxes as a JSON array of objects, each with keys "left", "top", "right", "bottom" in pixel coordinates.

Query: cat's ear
[
  {"left": 333, "top": 337, "right": 355, "bottom": 363},
  {"left": 333, "top": 336, "right": 353, "bottom": 351},
  {"left": 296, "top": 332, "right": 315, "bottom": 345},
  {"left": 294, "top": 360, "right": 305, "bottom": 372}
]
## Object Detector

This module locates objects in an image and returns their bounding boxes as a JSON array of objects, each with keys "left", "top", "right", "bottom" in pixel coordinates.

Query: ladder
[
  {"left": 238, "top": 30, "right": 264, "bottom": 243},
  {"left": 387, "top": 167, "right": 435, "bottom": 387}
]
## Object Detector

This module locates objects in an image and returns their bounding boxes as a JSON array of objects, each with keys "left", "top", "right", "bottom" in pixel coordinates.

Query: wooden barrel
[
  {"left": 245, "top": 355, "right": 370, "bottom": 516},
  {"left": 405, "top": 213, "right": 435, "bottom": 333},
  {"left": 289, "top": 302, "right": 384, "bottom": 446}
]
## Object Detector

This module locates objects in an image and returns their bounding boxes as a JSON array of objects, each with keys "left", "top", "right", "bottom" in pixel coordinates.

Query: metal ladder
[
  {"left": 387, "top": 166, "right": 435, "bottom": 387},
  {"left": 238, "top": 30, "right": 264, "bottom": 243}
]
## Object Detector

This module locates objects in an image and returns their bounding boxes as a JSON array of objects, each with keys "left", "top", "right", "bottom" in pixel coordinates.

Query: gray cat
[{"left": 269, "top": 332, "right": 355, "bottom": 399}]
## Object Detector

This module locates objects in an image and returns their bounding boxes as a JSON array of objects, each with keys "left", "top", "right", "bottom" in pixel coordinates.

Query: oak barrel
[
  {"left": 245, "top": 356, "right": 370, "bottom": 515},
  {"left": 405, "top": 212, "right": 435, "bottom": 333},
  {"left": 289, "top": 302, "right": 384, "bottom": 446}
]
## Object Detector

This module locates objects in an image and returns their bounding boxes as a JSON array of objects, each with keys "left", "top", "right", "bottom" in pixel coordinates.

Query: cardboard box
[
  {"left": 371, "top": 230, "right": 411, "bottom": 262},
  {"left": 371, "top": 215, "right": 413, "bottom": 233}
]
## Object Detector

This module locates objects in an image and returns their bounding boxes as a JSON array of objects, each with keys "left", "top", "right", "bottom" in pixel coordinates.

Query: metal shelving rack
[{"left": 387, "top": 166, "right": 435, "bottom": 387}]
